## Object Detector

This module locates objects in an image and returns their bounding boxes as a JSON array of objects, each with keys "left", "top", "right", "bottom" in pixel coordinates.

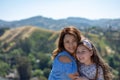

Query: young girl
[{"left": 76, "top": 39, "right": 112, "bottom": 80}]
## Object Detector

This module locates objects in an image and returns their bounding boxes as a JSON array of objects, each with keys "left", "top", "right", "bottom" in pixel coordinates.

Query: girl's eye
[
  {"left": 82, "top": 51, "right": 85, "bottom": 53},
  {"left": 77, "top": 51, "right": 86, "bottom": 55},
  {"left": 76, "top": 52, "right": 80, "bottom": 54},
  {"left": 64, "top": 41, "right": 69, "bottom": 43}
]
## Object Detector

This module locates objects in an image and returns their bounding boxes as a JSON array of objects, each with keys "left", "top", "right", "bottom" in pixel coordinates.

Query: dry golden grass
[
  {"left": 0, "top": 26, "right": 55, "bottom": 42},
  {"left": 0, "top": 26, "right": 57, "bottom": 52}
]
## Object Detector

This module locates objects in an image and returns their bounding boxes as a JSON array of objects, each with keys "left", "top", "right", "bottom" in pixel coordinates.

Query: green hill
[
  {"left": 0, "top": 26, "right": 58, "bottom": 53},
  {"left": 0, "top": 26, "right": 59, "bottom": 80},
  {"left": 0, "top": 26, "right": 120, "bottom": 80}
]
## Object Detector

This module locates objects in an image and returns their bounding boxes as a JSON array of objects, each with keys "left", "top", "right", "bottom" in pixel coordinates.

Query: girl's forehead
[
  {"left": 78, "top": 45, "right": 86, "bottom": 49},
  {"left": 77, "top": 45, "right": 89, "bottom": 50}
]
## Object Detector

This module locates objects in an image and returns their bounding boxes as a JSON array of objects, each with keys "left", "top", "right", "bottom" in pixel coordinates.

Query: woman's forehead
[{"left": 64, "top": 34, "right": 76, "bottom": 39}]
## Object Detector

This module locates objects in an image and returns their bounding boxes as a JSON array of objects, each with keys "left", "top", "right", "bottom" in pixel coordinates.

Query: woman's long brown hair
[{"left": 52, "top": 26, "right": 81, "bottom": 59}]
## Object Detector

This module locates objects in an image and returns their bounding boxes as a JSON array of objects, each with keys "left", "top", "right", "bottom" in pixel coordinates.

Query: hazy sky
[{"left": 0, "top": 0, "right": 120, "bottom": 21}]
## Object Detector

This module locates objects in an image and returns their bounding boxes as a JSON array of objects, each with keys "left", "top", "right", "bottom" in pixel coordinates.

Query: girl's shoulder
[
  {"left": 80, "top": 63, "right": 103, "bottom": 72},
  {"left": 79, "top": 63, "right": 104, "bottom": 79},
  {"left": 80, "top": 63, "right": 97, "bottom": 71}
]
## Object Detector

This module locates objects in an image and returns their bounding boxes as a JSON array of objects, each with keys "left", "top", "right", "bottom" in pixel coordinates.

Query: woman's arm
[{"left": 59, "top": 56, "right": 79, "bottom": 80}]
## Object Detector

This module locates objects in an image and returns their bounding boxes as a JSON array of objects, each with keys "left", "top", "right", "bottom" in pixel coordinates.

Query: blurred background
[{"left": 0, "top": 0, "right": 120, "bottom": 80}]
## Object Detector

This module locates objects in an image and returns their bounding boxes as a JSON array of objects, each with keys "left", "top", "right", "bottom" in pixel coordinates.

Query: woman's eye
[{"left": 73, "top": 40, "right": 76, "bottom": 42}]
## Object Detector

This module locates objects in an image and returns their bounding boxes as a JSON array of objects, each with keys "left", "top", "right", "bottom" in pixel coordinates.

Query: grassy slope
[{"left": 0, "top": 26, "right": 58, "bottom": 52}]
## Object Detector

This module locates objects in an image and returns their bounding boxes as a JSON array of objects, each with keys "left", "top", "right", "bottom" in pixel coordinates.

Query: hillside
[
  {"left": 0, "top": 26, "right": 119, "bottom": 58},
  {"left": 0, "top": 26, "right": 58, "bottom": 52},
  {"left": 0, "top": 26, "right": 120, "bottom": 79},
  {"left": 0, "top": 26, "right": 113, "bottom": 55},
  {"left": 0, "top": 16, "right": 120, "bottom": 30}
]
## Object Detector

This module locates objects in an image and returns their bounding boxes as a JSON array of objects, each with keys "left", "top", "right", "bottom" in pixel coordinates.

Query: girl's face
[
  {"left": 76, "top": 45, "right": 93, "bottom": 65},
  {"left": 63, "top": 34, "right": 77, "bottom": 55}
]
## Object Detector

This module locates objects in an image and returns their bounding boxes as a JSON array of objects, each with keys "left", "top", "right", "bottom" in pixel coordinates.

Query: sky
[{"left": 0, "top": 0, "right": 120, "bottom": 21}]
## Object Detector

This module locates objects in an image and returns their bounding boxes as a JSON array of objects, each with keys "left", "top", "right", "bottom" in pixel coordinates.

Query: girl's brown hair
[
  {"left": 77, "top": 39, "right": 113, "bottom": 80},
  {"left": 52, "top": 26, "right": 81, "bottom": 59}
]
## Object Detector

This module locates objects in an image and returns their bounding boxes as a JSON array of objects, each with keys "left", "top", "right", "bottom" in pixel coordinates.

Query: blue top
[{"left": 48, "top": 51, "right": 77, "bottom": 80}]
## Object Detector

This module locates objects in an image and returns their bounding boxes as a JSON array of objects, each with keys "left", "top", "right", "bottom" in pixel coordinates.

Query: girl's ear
[{"left": 90, "top": 50, "right": 93, "bottom": 56}]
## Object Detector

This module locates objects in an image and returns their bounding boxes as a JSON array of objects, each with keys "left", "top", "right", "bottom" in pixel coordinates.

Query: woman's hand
[
  {"left": 68, "top": 72, "right": 79, "bottom": 80},
  {"left": 75, "top": 76, "right": 89, "bottom": 80}
]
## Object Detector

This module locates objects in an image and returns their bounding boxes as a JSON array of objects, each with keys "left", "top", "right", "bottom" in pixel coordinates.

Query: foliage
[
  {"left": 17, "top": 56, "right": 32, "bottom": 80},
  {"left": 43, "top": 68, "right": 51, "bottom": 78},
  {"left": 0, "top": 60, "right": 10, "bottom": 76},
  {"left": 0, "top": 27, "right": 9, "bottom": 36},
  {"left": 0, "top": 26, "right": 120, "bottom": 79},
  {"left": 32, "top": 69, "right": 43, "bottom": 77},
  {"left": 36, "top": 53, "right": 51, "bottom": 70}
]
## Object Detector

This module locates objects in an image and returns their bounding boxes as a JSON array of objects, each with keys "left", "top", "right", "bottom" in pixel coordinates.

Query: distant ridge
[{"left": 0, "top": 16, "right": 120, "bottom": 30}]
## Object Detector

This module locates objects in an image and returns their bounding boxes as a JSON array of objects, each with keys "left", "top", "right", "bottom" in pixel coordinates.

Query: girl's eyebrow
[
  {"left": 78, "top": 48, "right": 86, "bottom": 50},
  {"left": 77, "top": 49, "right": 86, "bottom": 51},
  {"left": 82, "top": 49, "right": 86, "bottom": 50}
]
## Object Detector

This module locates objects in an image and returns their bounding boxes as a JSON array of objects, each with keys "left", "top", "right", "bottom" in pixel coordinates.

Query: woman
[{"left": 48, "top": 26, "right": 81, "bottom": 80}]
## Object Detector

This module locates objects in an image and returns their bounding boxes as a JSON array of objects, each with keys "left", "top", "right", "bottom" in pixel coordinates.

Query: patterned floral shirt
[{"left": 78, "top": 63, "right": 104, "bottom": 80}]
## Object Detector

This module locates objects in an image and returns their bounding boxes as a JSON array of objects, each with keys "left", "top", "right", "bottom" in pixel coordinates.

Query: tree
[
  {"left": 0, "top": 60, "right": 10, "bottom": 76},
  {"left": 17, "top": 56, "right": 31, "bottom": 80},
  {"left": 0, "top": 27, "right": 9, "bottom": 36},
  {"left": 43, "top": 68, "right": 51, "bottom": 78},
  {"left": 37, "top": 53, "right": 51, "bottom": 70},
  {"left": 32, "top": 69, "right": 43, "bottom": 77},
  {"left": 17, "top": 38, "right": 31, "bottom": 55}
]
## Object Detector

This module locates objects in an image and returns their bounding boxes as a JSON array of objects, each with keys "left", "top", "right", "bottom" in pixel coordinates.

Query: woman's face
[
  {"left": 63, "top": 34, "right": 77, "bottom": 55},
  {"left": 76, "top": 45, "right": 93, "bottom": 65}
]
